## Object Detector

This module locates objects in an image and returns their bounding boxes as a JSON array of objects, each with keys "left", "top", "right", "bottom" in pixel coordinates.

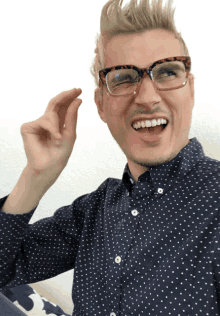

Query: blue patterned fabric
[
  {"left": 2, "top": 284, "right": 71, "bottom": 316},
  {"left": 1, "top": 138, "right": 220, "bottom": 315}
]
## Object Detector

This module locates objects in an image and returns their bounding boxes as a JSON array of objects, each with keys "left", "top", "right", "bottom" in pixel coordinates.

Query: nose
[{"left": 134, "top": 73, "right": 162, "bottom": 105}]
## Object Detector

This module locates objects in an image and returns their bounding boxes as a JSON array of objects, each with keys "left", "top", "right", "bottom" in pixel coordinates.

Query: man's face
[{"left": 95, "top": 29, "right": 195, "bottom": 182}]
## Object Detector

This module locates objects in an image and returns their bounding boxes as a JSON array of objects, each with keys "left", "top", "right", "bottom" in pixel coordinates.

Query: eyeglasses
[{"left": 99, "top": 56, "right": 191, "bottom": 96}]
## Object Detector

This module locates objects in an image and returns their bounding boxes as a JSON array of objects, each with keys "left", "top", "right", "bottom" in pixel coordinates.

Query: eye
[
  {"left": 115, "top": 74, "right": 135, "bottom": 82},
  {"left": 158, "top": 68, "right": 176, "bottom": 77}
]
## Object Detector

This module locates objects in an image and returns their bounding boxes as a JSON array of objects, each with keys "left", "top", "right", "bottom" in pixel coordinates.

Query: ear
[
  {"left": 94, "top": 88, "right": 107, "bottom": 123},
  {"left": 188, "top": 73, "right": 195, "bottom": 101}
]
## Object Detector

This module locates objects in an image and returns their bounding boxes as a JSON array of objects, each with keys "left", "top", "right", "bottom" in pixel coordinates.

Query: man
[
  {"left": 1, "top": 0, "right": 220, "bottom": 315},
  {"left": 94, "top": 28, "right": 194, "bottom": 182}
]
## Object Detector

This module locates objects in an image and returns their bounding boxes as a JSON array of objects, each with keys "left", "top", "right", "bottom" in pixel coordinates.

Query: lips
[{"left": 131, "top": 120, "right": 169, "bottom": 142}]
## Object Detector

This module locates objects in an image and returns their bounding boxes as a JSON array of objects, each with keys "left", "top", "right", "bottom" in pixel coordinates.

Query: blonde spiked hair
[{"left": 90, "top": 0, "right": 190, "bottom": 95}]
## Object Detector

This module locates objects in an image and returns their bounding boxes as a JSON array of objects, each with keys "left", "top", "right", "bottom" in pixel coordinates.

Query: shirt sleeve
[{"left": 0, "top": 193, "right": 86, "bottom": 290}]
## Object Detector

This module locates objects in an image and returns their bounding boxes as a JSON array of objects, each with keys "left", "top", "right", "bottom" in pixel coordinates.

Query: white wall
[{"left": 0, "top": 0, "right": 219, "bottom": 313}]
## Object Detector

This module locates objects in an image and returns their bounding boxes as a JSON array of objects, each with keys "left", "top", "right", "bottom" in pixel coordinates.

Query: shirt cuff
[{"left": 0, "top": 195, "right": 38, "bottom": 216}]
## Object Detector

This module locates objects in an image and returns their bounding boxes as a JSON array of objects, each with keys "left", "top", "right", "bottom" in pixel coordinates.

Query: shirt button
[
  {"left": 115, "top": 256, "right": 121, "bottom": 264},
  {"left": 131, "top": 209, "right": 139, "bottom": 216},
  {"left": 110, "top": 313, "right": 116, "bottom": 316},
  {"left": 158, "top": 188, "right": 163, "bottom": 194}
]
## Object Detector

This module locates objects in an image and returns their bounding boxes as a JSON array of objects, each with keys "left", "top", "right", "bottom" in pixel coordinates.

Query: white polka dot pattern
[{"left": 0, "top": 137, "right": 220, "bottom": 316}]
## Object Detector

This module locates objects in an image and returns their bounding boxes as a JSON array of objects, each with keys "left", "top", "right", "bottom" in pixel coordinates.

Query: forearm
[{"left": 2, "top": 166, "right": 51, "bottom": 214}]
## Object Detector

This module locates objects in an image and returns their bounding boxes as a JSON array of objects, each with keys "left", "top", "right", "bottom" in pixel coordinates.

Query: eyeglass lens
[{"left": 106, "top": 61, "right": 186, "bottom": 96}]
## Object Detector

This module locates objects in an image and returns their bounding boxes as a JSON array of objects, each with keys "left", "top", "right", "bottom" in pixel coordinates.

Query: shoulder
[{"left": 198, "top": 155, "right": 220, "bottom": 177}]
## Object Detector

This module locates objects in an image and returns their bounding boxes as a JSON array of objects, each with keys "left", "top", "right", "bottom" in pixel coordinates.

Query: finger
[
  {"left": 64, "top": 98, "right": 82, "bottom": 135},
  {"left": 43, "top": 112, "right": 63, "bottom": 139},
  {"left": 39, "top": 118, "right": 63, "bottom": 140},
  {"left": 21, "top": 119, "right": 61, "bottom": 142},
  {"left": 45, "top": 88, "right": 82, "bottom": 114}
]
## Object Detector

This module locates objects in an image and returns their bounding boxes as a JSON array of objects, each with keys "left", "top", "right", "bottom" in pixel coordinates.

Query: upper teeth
[{"left": 133, "top": 118, "right": 168, "bottom": 130}]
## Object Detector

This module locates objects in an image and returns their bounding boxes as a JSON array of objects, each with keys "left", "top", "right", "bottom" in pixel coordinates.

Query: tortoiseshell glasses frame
[{"left": 99, "top": 56, "right": 191, "bottom": 96}]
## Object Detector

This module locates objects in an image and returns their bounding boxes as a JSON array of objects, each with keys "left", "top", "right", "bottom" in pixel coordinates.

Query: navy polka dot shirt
[{"left": 0, "top": 137, "right": 220, "bottom": 316}]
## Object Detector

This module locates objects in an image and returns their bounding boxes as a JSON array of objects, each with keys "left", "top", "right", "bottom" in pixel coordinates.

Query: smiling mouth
[{"left": 132, "top": 123, "right": 168, "bottom": 132}]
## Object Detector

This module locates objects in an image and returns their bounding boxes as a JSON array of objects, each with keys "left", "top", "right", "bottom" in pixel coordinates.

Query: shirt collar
[{"left": 122, "top": 137, "right": 205, "bottom": 193}]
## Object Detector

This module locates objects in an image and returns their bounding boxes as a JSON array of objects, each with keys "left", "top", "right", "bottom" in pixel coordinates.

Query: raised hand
[{"left": 20, "top": 88, "right": 82, "bottom": 185}]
